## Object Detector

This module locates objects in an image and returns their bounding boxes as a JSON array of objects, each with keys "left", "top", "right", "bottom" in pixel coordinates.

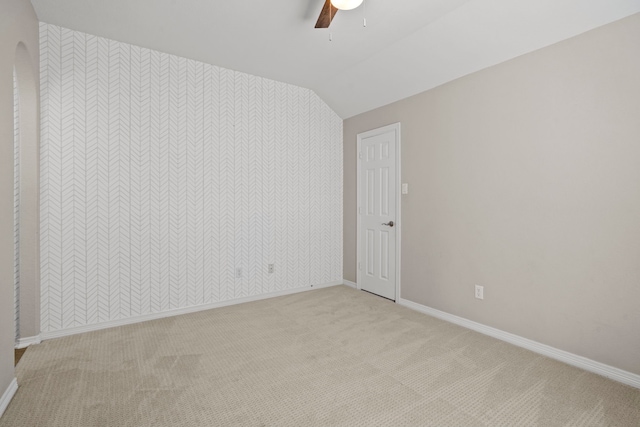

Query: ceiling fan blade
[{"left": 315, "top": 0, "right": 338, "bottom": 28}]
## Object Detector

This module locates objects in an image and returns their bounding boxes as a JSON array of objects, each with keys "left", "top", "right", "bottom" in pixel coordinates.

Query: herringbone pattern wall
[
  {"left": 39, "top": 23, "right": 343, "bottom": 334},
  {"left": 14, "top": 68, "right": 21, "bottom": 343}
]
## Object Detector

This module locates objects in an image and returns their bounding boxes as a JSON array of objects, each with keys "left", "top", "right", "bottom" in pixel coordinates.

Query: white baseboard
[
  {"left": 41, "top": 281, "right": 344, "bottom": 341},
  {"left": 15, "top": 335, "right": 41, "bottom": 349},
  {"left": 343, "top": 280, "right": 357, "bottom": 289},
  {"left": 398, "top": 298, "right": 640, "bottom": 390},
  {"left": 0, "top": 378, "right": 18, "bottom": 418}
]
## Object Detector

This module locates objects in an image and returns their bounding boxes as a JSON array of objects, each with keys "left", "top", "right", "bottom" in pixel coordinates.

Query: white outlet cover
[{"left": 402, "top": 183, "right": 409, "bottom": 194}]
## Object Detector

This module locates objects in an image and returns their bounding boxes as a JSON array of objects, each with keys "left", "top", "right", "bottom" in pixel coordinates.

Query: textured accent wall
[
  {"left": 13, "top": 68, "right": 20, "bottom": 343},
  {"left": 39, "top": 23, "right": 343, "bottom": 333}
]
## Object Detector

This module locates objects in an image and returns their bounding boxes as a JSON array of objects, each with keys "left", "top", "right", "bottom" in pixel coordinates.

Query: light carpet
[{"left": 2, "top": 285, "right": 639, "bottom": 426}]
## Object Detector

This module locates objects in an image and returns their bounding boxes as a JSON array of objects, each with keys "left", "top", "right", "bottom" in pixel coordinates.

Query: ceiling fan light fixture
[{"left": 330, "top": 0, "right": 364, "bottom": 11}]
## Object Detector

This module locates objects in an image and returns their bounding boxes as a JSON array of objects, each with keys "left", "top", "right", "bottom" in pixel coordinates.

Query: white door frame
[{"left": 356, "top": 122, "right": 401, "bottom": 301}]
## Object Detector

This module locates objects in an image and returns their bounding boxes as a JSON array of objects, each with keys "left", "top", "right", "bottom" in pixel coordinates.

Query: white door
[{"left": 357, "top": 123, "right": 400, "bottom": 300}]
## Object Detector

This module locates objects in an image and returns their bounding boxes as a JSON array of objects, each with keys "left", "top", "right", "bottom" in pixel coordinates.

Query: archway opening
[{"left": 13, "top": 42, "right": 40, "bottom": 349}]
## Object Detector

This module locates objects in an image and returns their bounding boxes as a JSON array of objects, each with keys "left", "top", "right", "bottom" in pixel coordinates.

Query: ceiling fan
[{"left": 315, "top": 0, "right": 364, "bottom": 28}]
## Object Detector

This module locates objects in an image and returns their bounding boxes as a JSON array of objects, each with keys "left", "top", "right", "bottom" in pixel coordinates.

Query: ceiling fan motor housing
[{"left": 331, "top": 0, "right": 364, "bottom": 11}]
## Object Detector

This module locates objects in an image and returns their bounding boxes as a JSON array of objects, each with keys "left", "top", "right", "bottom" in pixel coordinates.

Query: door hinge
[
  {"left": 358, "top": 206, "right": 362, "bottom": 214},
  {"left": 358, "top": 262, "right": 362, "bottom": 270},
  {"left": 358, "top": 151, "right": 363, "bottom": 159}
]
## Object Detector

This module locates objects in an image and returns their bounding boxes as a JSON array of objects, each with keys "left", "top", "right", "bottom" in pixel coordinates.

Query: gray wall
[
  {"left": 344, "top": 13, "right": 640, "bottom": 375},
  {"left": 0, "top": 0, "right": 40, "bottom": 399}
]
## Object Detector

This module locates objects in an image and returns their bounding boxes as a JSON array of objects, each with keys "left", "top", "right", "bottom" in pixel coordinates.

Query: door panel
[
  {"left": 358, "top": 126, "right": 398, "bottom": 300},
  {"left": 366, "top": 229, "right": 374, "bottom": 276},
  {"left": 380, "top": 230, "right": 389, "bottom": 280},
  {"left": 381, "top": 167, "right": 389, "bottom": 215}
]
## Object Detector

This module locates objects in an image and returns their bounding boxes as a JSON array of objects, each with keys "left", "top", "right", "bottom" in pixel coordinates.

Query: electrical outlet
[
  {"left": 475, "top": 285, "right": 484, "bottom": 300},
  {"left": 236, "top": 267, "right": 243, "bottom": 278},
  {"left": 268, "top": 264, "right": 274, "bottom": 274}
]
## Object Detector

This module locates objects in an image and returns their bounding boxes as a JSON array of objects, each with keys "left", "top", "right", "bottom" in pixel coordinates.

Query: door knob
[{"left": 382, "top": 221, "right": 394, "bottom": 227}]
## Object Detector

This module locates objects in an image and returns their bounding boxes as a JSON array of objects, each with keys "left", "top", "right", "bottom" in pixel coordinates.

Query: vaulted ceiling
[{"left": 30, "top": 0, "right": 640, "bottom": 118}]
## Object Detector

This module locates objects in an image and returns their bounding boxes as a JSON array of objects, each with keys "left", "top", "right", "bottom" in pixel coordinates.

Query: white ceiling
[{"left": 30, "top": 0, "right": 640, "bottom": 118}]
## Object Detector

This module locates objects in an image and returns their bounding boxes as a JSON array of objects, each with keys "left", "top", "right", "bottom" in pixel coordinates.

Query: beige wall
[
  {"left": 0, "top": 0, "right": 40, "bottom": 398},
  {"left": 344, "top": 13, "right": 640, "bottom": 375}
]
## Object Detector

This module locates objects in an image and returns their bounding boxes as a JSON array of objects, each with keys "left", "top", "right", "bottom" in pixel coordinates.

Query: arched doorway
[{"left": 13, "top": 42, "right": 40, "bottom": 349}]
